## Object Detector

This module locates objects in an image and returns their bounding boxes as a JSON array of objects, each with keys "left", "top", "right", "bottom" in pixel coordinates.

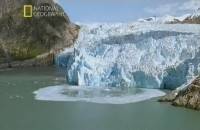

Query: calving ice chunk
[{"left": 57, "top": 23, "right": 200, "bottom": 89}]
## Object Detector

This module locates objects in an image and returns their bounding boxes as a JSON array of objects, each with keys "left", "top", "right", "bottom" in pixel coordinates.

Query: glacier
[{"left": 56, "top": 23, "right": 200, "bottom": 89}]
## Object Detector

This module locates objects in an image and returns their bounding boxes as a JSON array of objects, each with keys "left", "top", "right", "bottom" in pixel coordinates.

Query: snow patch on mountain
[{"left": 138, "top": 8, "right": 200, "bottom": 23}]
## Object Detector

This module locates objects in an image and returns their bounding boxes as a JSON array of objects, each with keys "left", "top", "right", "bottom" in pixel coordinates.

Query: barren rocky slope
[
  {"left": 0, "top": 0, "right": 79, "bottom": 68},
  {"left": 159, "top": 76, "right": 200, "bottom": 110}
]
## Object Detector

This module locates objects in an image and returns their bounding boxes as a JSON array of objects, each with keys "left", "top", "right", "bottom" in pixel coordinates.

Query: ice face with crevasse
[{"left": 57, "top": 23, "right": 200, "bottom": 89}]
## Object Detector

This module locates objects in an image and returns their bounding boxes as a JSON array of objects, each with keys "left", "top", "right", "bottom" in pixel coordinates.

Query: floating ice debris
[{"left": 33, "top": 85, "right": 165, "bottom": 104}]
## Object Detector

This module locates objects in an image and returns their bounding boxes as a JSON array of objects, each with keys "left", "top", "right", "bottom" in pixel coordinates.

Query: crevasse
[{"left": 57, "top": 23, "right": 200, "bottom": 89}]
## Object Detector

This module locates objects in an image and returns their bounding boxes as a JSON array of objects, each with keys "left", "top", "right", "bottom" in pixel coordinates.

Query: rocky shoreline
[
  {"left": 159, "top": 76, "right": 200, "bottom": 110},
  {"left": 0, "top": 51, "right": 57, "bottom": 69}
]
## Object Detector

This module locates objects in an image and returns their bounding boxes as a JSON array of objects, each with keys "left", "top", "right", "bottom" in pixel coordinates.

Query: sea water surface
[{"left": 0, "top": 67, "right": 200, "bottom": 130}]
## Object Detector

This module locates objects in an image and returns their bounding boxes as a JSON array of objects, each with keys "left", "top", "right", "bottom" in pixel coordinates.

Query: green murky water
[{"left": 0, "top": 67, "right": 200, "bottom": 130}]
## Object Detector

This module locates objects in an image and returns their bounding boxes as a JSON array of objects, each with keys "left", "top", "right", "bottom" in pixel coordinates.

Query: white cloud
[
  {"left": 179, "top": 0, "right": 200, "bottom": 11},
  {"left": 145, "top": 4, "right": 178, "bottom": 15},
  {"left": 145, "top": 0, "right": 200, "bottom": 16}
]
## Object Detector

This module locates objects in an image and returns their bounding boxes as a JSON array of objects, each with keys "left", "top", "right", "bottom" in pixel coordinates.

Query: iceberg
[{"left": 57, "top": 23, "right": 200, "bottom": 89}]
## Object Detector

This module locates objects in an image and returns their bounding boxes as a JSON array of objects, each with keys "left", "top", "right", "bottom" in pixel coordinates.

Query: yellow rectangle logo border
[{"left": 24, "top": 5, "right": 33, "bottom": 18}]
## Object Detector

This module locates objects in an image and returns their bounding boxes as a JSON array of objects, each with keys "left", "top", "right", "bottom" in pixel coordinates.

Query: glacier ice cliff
[{"left": 56, "top": 23, "right": 200, "bottom": 89}]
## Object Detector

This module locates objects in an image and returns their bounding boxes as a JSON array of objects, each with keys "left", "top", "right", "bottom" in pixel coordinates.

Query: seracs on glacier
[{"left": 57, "top": 23, "right": 200, "bottom": 89}]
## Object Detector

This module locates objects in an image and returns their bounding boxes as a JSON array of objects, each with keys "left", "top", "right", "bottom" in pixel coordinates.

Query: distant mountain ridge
[{"left": 138, "top": 8, "right": 200, "bottom": 24}]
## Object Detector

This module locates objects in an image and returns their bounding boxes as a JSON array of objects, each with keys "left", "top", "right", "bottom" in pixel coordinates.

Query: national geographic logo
[
  {"left": 24, "top": 5, "right": 33, "bottom": 17},
  {"left": 23, "top": 3, "right": 65, "bottom": 18}
]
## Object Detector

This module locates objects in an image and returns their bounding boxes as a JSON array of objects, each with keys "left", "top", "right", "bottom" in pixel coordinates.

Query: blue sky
[{"left": 57, "top": 0, "right": 200, "bottom": 22}]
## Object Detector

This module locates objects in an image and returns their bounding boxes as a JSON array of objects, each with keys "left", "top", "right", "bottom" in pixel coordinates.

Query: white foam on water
[{"left": 33, "top": 85, "right": 165, "bottom": 104}]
